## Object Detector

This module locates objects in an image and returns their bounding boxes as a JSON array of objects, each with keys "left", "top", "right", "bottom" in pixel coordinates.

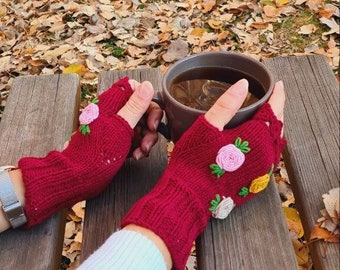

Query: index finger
[{"left": 204, "top": 79, "right": 249, "bottom": 131}]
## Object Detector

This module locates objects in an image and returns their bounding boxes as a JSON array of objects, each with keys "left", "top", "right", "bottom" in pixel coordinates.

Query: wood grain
[
  {"left": 0, "top": 74, "right": 80, "bottom": 270},
  {"left": 264, "top": 55, "right": 339, "bottom": 270}
]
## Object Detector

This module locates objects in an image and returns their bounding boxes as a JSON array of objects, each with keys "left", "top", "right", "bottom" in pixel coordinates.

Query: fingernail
[
  {"left": 153, "top": 120, "right": 159, "bottom": 131},
  {"left": 134, "top": 151, "right": 143, "bottom": 160},
  {"left": 128, "top": 79, "right": 138, "bottom": 89},
  {"left": 277, "top": 80, "right": 284, "bottom": 88},
  {"left": 229, "top": 79, "right": 248, "bottom": 95},
  {"left": 138, "top": 81, "right": 153, "bottom": 99},
  {"left": 145, "top": 142, "right": 152, "bottom": 152}
]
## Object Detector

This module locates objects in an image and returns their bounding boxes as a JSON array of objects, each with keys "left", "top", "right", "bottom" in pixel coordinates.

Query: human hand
[
  {"left": 122, "top": 78, "right": 286, "bottom": 269},
  {"left": 122, "top": 80, "right": 163, "bottom": 160},
  {"left": 19, "top": 77, "right": 156, "bottom": 228},
  {"left": 205, "top": 79, "right": 284, "bottom": 130},
  {"left": 168, "top": 79, "right": 286, "bottom": 209}
]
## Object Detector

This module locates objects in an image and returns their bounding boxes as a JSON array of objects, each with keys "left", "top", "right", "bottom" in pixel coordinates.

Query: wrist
[
  {"left": 124, "top": 224, "right": 172, "bottom": 270},
  {"left": 0, "top": 168, "right": 26, "bottom": 231},
  {"left": 0, "top": 198, "right": 11, "bottom": 232},
  {"left": 121, "top": 172, "right": 211, "bottom": 270}
]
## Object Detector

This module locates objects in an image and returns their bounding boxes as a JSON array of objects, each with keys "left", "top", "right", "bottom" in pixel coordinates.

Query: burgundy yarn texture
[
  {"left": 122, "top": 103, "right": 286, "bottom": 270},
  {"left": 19, "top": 77, "right": 134, "bottom": 228}
]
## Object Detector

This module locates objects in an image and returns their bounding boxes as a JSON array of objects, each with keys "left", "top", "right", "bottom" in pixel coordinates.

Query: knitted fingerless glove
[
  {"left": 121, "top": 103, "right": 286, "bottom": 270},
  {"left": 19, "top": 77, "right": 134, "bottom": 228}
]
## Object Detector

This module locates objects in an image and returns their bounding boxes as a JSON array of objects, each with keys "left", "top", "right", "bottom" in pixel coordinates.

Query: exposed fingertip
[
  {"left": 133, "top": 149, "right": 143, "bottom": 160},
  {"left": 273, "top": 81, "right": 285, "bottom": 100},
  {"left": 276, "top": 80, "right": 284, "bottom": 89},
  {"left": 141, "top": 80, "right": 153, "bottom": 88},
  {"left": 153, "top": 119, "right": 159, "bottom": 131},
  {"left": 138, "top": 81, "right": 154, "bottom": 99},
  {"left": 228, "top": 79, "right": 248, "bottom": 96},
  {"left": 128, "top": 79, "right": 140, "bottom": 90},
  {"left": 204, "top": 78, "right": 249, "bottom": 130},
  {"left": 143, "top": 141, "right": 152, "bottom": 153}
]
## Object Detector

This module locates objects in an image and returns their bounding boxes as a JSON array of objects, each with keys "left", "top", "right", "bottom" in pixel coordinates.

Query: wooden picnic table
[
  {"left": 0, "top": 55, "right": 338, "bottom": 270},
  {"left": 81, "top": 55, "right": 339, "bottom": 270}
]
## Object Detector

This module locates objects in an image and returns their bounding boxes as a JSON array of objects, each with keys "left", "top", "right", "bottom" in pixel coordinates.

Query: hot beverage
[
  {"left": 161, "top": 52, "right": 274, "bottom": 141},
  {"left": 169, "top": 67, "right": 265, "bottom": 111}
]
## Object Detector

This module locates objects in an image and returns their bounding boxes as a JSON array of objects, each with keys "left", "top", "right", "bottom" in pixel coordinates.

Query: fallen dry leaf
[
  {"left": 283, "top": 206, "right": 304, "bottom": 238},
  {"left": 191, "top": 27, "right": 207, "bottom": 37},
  {"left": 201, "top": 0, "right": 216, "bottom": 13},
  {"left": 208, "top": 20, "right": 223, "bottom": 30},
  {"left": 64, "top": 221, "right": 76, "bottom": 239},
  {"left": 72, "top": 201, "right": 85, "bottom": 219},
  {"left": 298, "top": 24, "right": 317, "bottom": 34},
  {"left": 319, "top": 17, "right": 339, "bottom": 35},
  {"left": 263, "top": 5, "right": 281, "bottom": 17},
  {"left": 318, "top": 8, "right": 335, "bottom": 19},
  {"left": 162, "top": 39, "right": 189, "bottom": 63},
  {"left": 292, "top": 238, "right": 310, "bottom": 266},
  {"left": 310, "top": 222, "right": 339, "bottom": 243},
  {"left": 322, "top": 187, "right": 340, "bottom": 222},
  {"left": 305, "top": 0, "right": 322, "bottom": 11},
  {"left": 63, "top": 64, "right": 87, "bottom": 76},
  {"left": 276, "top": 0, "right": 290, "bottom": 7},
  {"left": 309, "top": 187, "right": 340, "bottom": 247}
]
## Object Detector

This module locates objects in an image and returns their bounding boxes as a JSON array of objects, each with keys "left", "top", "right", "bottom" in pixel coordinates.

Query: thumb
[
  {"left": 204, "top": 79, "right": 249, "bottom": 131},
  {"left": 117, "top": 81, "right": 155, "bottom": 128}
]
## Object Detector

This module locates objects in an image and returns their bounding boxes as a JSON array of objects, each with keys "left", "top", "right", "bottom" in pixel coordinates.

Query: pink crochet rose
[
  {"left": 216, "top": 144, "right": 245, "bottom": 172},
  {"left": 210, "top": 137, "right": 251, "bottom": 178},
  {"left": 79, "top": 103, "right": 99, "bottom": 125}
]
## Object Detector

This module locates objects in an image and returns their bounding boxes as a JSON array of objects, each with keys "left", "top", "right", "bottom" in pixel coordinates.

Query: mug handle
[{"left": 151, "top": 94, "right": 171, "bottom": 140}]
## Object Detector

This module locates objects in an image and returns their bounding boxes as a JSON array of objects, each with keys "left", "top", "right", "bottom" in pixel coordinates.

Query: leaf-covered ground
[
  {"left": 0, "top": 0, "right": 339, "bottom": 269},
  {"left": 0, "top": 0, "right": 338, "bottom": 105}
]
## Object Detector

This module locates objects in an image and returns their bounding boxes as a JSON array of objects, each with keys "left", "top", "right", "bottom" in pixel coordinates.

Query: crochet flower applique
[
  {"left": 210, "top": 137, "right": 251, "bottom": 178},
  {"left": 209, "top": 194, "right": 235, "bottom": 219},
  {"left": 79, "top": 97, "right": 99, "bottom": 135},
  {"left": 238, "top": 164, "right": 274, "bottom": 197}
]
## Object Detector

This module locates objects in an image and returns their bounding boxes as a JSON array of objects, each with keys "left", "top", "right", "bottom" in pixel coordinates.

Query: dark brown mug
[{"left": 156, "top": 51, "right": 274, "bottom": 142}]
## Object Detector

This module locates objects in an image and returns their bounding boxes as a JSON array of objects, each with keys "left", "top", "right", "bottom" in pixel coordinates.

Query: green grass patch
[
  {"left": 102, "top": 39, "right": 125, "bottom": 58},
  {"left": 81, "top": 84, "right": 97, "bottom": 102},
  {"left": 273, "top": 9, "right": 329, "bottom": 52}
]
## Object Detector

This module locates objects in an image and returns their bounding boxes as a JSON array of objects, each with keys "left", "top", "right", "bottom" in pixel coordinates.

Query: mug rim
[{"left": 162, "top": 51, "right": 274, "bottom": 114}]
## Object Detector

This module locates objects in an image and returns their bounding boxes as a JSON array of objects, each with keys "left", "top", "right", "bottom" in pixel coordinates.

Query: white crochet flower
[{"left": 212, "top": 196, "right": 235, "bottom": 219}]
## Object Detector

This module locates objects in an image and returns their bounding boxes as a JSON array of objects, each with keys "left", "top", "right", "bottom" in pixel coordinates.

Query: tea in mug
[{"left": 169, "top": 67, "right": 265, "bottom": 111}]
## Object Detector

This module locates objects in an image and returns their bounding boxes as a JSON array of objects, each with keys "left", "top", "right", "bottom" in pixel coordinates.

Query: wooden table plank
[
  {"left": 197, "top": 179, "right": 298, "bottom": 269},
  {"left": 0, "top": 74, "right": 80, "bottom": 270},
  {"left": 263, "top": 55, "right": 339, "bottom": 270},
  {"left": 80, "top": 68, "right": 168, "bottom": 261}
]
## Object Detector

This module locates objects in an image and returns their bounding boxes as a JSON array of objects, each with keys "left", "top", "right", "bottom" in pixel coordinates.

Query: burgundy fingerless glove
[
  {"left": 121, "top": 103, "right": 286, "bottom": 270},
  {"left": 19, "top": 77, "right": 134, "bottom": 228}
]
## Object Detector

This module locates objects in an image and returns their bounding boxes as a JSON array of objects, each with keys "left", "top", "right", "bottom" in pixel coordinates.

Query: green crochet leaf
[
  {"left": 238, "top": 187, "right": 249, "bottom": 197},
  {"left": 209, "top": 194, "right": 221, "bottom": 211},
  {"left": 80, "top": 124, "right": 90, "bottom": 135},
  {"left": 234, "top": 137, "right": 251, "bottom": 153},
  {"left": 92, "top": 97, "right": 99, "bottom": 104},
  {"left": 210, "top": 164, "right": 225, "bottom": 178}
]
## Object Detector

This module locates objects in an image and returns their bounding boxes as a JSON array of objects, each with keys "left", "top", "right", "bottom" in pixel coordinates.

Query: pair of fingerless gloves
[{"left": 18, "top": 78, "right": 285, "bottom": 270}]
